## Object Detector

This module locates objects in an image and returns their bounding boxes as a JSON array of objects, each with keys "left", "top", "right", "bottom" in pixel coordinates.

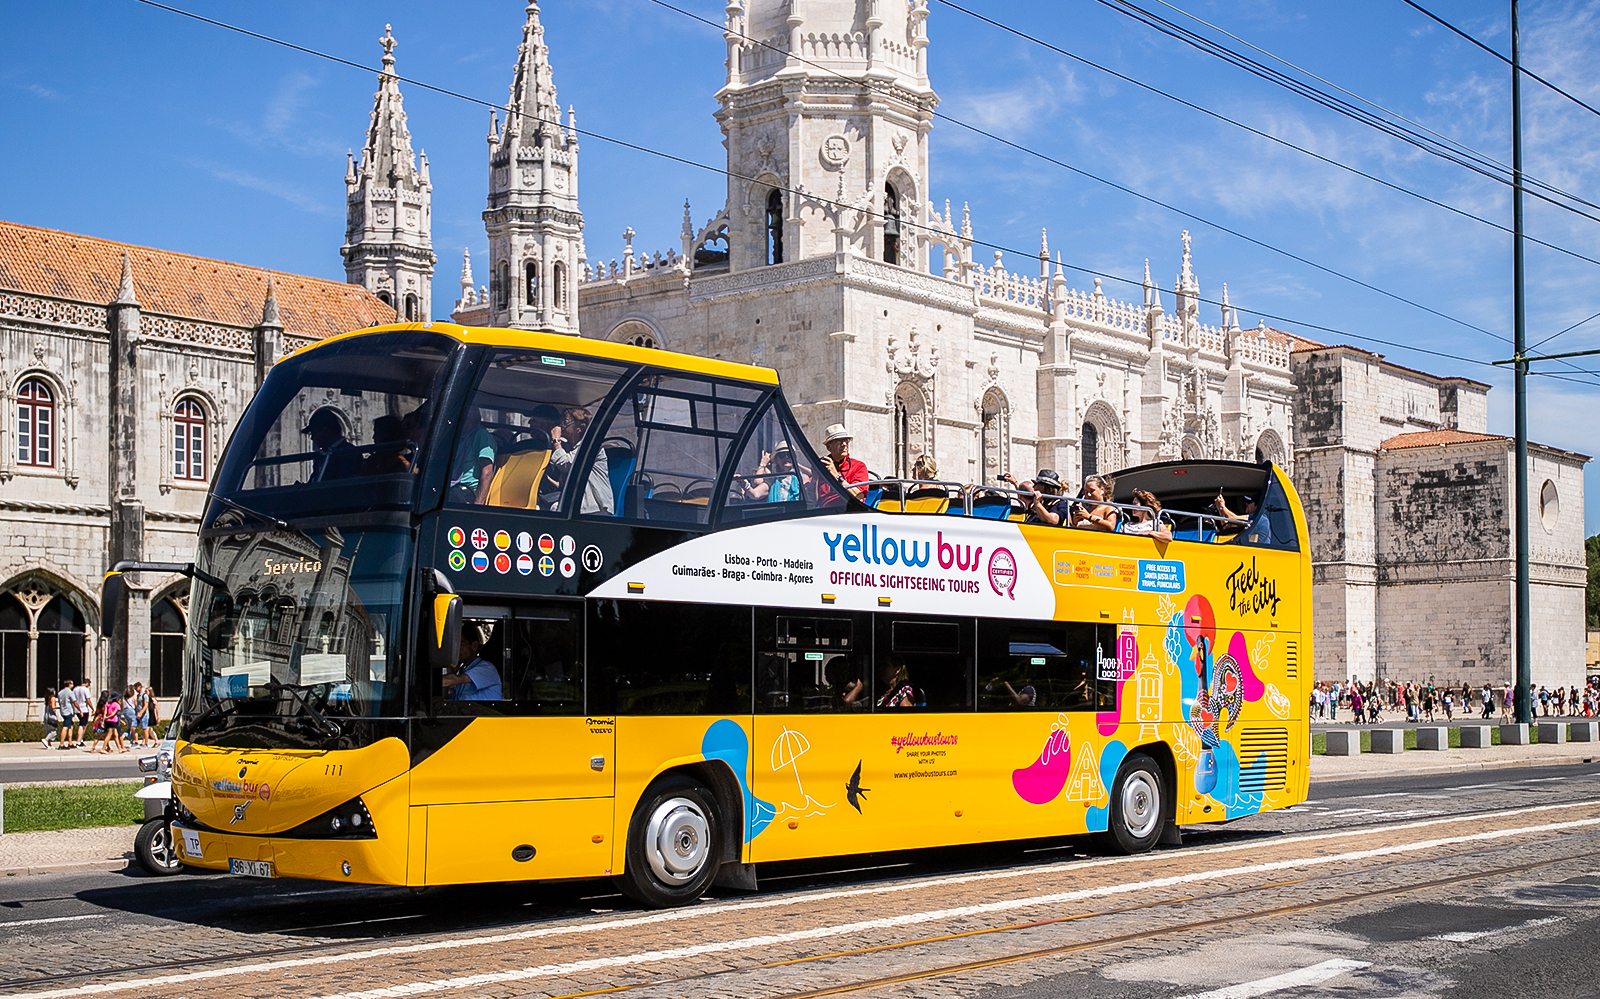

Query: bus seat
[
  {"left": 863, "top": 487, "right": 883, "bottom": 509},
  {"left": 1173, "top": 527, "right": 1216, "bottom": 543},
  {"left": 876, "top": 498, "right": 904, "bottom": 513},
  {"left": 485, "top": 448, "right": 550, "bottom": 509},
  {"left": 970, "top": 496, "right": 1015, "bottom": 519},
  {"left": 903, "top": 489, "right": 949, "bottom": 514},
  {"left": 605, "top": 446, "right": 635, "bottom": 516}
]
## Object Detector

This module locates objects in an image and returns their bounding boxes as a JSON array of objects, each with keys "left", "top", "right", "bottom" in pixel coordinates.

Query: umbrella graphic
[
  {"left": 771, "top": 726, "right": 812, "bottom": 801},
  {"left": 769, "top": 726, "right": 835, "bottom": 817}
]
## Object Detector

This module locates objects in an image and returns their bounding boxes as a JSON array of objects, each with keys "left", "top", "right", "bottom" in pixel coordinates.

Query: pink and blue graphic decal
[
  {"left": 1011, "top": 718, "right": 1072, "bottom": 804},
  {"left": 1084, "top": 739, "right": 1129, "bottom": 832}
]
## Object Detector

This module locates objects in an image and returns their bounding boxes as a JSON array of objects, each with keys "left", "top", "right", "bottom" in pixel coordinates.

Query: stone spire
[
  {"left": 460, "top": 249, "right": 475, "bottom": 300},
  {"left": 260, "top": 275, "right": 280, "bottom": 327},
  {"left": 1141, "top": 258, "right": 1153, "bottom": 308},
  {"left": 1221, "top": 282, "right": 1240, "bottom": 332},
  {"left": 1039, "top": 228, "right": 1049, "bottom": 280},
  {"left": 114, "top": 251, "right": 138, "bottom": 306},
  {"left": 484, "top": 2, "right": 584, "bottom": 333},
  {"left": 1174, "top": 229, "right": 1199, "bottom": 327},
  {"left": 341, "top": 23, "right": 435, "bottom": 322},
  {"left": 254, "top": 275, "right": 283, "bottom": 388}
]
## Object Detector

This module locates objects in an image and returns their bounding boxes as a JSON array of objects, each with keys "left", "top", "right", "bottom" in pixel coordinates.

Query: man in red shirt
[{"left": 819, "top": 423, "right": 868, "bottom": 502}]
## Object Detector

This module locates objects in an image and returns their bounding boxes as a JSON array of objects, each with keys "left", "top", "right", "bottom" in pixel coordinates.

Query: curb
[
  {"left": 0, "top": 857, "right": 132, "bottom": 877},
  {"left": 1312, "top": 752, "right": 1598, "bottom": 783}
]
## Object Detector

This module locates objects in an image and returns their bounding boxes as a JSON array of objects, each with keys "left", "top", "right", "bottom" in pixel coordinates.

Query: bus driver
[{"left": 443, "top": 624, "right": 503, "bottom": 701}]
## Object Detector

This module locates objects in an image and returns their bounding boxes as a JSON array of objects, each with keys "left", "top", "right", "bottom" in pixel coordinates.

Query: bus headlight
[{"left": 282, "top": 798, "right": 377, "bottom": 840}]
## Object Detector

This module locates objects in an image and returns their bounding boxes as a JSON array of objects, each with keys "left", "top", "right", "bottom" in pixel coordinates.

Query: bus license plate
[{"left": 229, "top": 859, "right": 275, "bottom": 878}]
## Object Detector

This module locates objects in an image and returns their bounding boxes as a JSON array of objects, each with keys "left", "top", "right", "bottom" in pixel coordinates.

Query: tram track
[{"left": 5, "top": 800, "right": 1599, "bottom": 997}]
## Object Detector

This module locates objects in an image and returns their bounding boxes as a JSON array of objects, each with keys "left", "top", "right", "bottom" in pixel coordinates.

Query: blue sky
[{"left": 3, "top": 0, "right": 1598, "bottom": 534}]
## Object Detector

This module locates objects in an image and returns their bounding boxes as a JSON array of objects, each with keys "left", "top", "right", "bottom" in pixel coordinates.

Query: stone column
[{"left": 105, "top": 253, "right": 146, "bottom": 691}]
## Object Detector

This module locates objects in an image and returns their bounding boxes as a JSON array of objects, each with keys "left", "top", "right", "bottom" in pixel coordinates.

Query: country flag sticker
[
  {"left": 448, "top": 550, "right": 467, "bottom": 571},
  {"left": 470, "top": 528, "right": 489, "bottom": 550},
  {"left": 559, "top": 535, "right": 576, "bottom": 556},
  {"left": 494, "top": 530, "right": 511, "bottom": 551},
  {"left": 516, "top": 531, "right": 533, "bottom": 553},
  {"left": 516, "top": 554, "right": 533, "bottom": 575},
  {"left": 494, "top": 552, "right": 511, "bottom": 574},
  {"left": 559, "top": 556, "right": 576, "bottom": 578},
  {"left": 471, "top": 551, "right": 490, "bottom": 572},
  {"left": 538, "top": 534, "right": 556, "bottom": 554},
  {"left": 447, "top": 527, "right": 465, "bottom": 548},
  {"left": 538, "top": 555, "right": 556, "bottom": 577}
]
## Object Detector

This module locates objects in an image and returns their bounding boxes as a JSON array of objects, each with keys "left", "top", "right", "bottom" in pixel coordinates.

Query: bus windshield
[
  {"left": 213, "top": 331, "right": 458, "bottom": 518},
  {"left": 179, "top": 523, "right": 411, "bottom": 750}
]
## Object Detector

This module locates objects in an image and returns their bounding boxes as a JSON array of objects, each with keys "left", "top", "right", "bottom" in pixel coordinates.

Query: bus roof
[{"left": 287, "top": 322, "right": 782, "bottom": 387}]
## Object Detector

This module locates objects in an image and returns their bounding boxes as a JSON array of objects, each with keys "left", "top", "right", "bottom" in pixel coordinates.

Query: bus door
[{"left": 413, "top": 599, "right": 614, "bottom": 883}]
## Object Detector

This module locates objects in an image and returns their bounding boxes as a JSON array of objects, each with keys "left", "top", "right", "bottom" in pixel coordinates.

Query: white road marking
[
  {"left": 9, "top": 806, "right": 1600, "bottom": 999},
  {"left": 0, "top": 914, "right": 107, "bottom": 929},
  {"left": 1434, "top": 915, "right": 1564, "bottom": 942},
  {"left": 1176, "top": 959, "right": 1371, "bottom": 999}
]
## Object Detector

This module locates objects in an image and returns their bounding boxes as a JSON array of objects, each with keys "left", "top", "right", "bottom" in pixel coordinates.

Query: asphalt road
[
  {"left": 0, "top": 753, "right": 147, "bottom": 784},
  {"left": 1, "top": 761, "right": 1599, "bottom": 998}
]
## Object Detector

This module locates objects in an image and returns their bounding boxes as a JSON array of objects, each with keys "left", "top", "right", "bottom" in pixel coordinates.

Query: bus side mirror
[
  {"left": 99, "top": 572, "right": 127, "bottom": 639},
  {"left": 429, "top": 594, "right": 462, "bottom": 669}
]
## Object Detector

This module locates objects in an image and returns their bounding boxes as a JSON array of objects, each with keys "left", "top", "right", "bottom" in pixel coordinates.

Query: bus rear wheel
[
  {"left": 1101, "top": 753, "right": 1166, "bottom": 855},
  {"left": 619, "top": 775, "right": 721, "bottom": 907}
]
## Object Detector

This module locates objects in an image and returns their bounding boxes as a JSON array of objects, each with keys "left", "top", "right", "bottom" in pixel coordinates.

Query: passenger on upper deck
[
  {"left": 448, "top": 408, "right": 496, "bottom": 505},
  {"left": 303, "top": 409, "right": 363, "bottom": 482},
  {"left": 818, "top": 424, "right": 868, "bottom": 500},
  {"left": 1214, "top": 490, "right": 1270, "bottom": 543},
  {"left": 1122, "top": 487, "right": 1174, "bottom": 543},
  {"left": 548, "top": 406, "right": 613, "bottom": 515},
  {"left": 734, "top": 440, "right": 804, "bottom": 503},
  {"left": 1003, "top": 469, "right": 1071, "bottom": 526},
  {"left": 361, "top": 415, "right": 411, "bottom": 475},
  {"left": 1073, "top": 475, "right": 1119, "bottom": 532},
  {"left": 910, "top": 454, "right": 939, "bottom": 481}
]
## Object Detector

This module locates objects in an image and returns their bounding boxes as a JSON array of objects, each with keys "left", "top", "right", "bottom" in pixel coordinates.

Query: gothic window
[
  {"left": 1081, "top": 422, "right": 1098, "bottom": 481},
  {"left": 151, "top": 593, "right": 187, "bottom": 699},
  {"left": 892, "top": 383, "right": 927, "bottom": 478},
  {"left": 765, "top": 189, "right": 784, "bottom": 266},
  {"left": 883, "top": 183, "right": 902, "bottom": 266},
  {"left": 173, "top": 398, "right": 207, "bottom": 481},
  {"left": 17, "top": 378, "right": 53, "bottom": 467},
  {"left": 553, "top": 263, "right": 566, "bottom": 311},
  {"left": 612, "top": 320, "right": 657, "bottom": 349},
  {"left": 980, "top": 389, "right": 1008, "bottom": 483},
  {"left": 0, "top": 594, "right": 25, "bottom": 700},
  {"left": 34, "top": 596, "right": 84, "bottom": 699},
  {"left": 498, "top": 262, "right": 511, "bottom": 309},
  {"left": 404, "top": 293, "right": 419, "bottom": 322},
  {"left": 377, "top": 291, "right": 394, "bottom": 308},
  {"left": 525, "top": 261, "right": 539, "bottom": 306}
]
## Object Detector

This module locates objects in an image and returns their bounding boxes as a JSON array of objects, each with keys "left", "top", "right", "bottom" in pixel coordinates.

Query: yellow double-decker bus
[{"left": 108, "top": 322, "right": 1310, "bottom": 907}]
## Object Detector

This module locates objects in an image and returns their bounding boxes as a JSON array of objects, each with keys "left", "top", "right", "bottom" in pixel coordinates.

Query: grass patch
[{"left": 3, "top": 781, "right": 144, "bottom": 833}]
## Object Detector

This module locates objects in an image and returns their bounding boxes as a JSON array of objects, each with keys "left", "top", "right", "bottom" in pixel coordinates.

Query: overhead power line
[
  {"left": 124, "top": 0, "right": 1600, "bottom": 392},
  {"left": 1400, "top": 0, "right": 1600, "bottom": 121},
  {"left": 1093, "top": 0, "right": 1600, "bottom": 226},
  {"left": 930, "top": 0, "right": 1600, "bottom": 273}
]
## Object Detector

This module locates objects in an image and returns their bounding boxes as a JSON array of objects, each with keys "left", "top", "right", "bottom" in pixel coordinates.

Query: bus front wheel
[
  {"left": 619, "top": 775, "right": 722, "bottom": 907},
  {"left": 1101, "top": 753, "right": 1166, "bottom": 855}
]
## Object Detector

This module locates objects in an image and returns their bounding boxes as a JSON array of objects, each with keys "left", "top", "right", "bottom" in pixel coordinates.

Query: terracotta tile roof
[
  {"left": 0, "top": 220, "right": 395, "bottom": 338},
  {"left": 1380, "top": 429, "right": 1508, "bottom": 450}
]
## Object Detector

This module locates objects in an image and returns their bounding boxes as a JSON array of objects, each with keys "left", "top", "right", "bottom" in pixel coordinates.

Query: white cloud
[
  {"left": 187, "top": 160, "right": 332, "bottom": 215},
  {"left": 214, "top": 71, "right": 343, "bottom": 158},
  {"left": 24, "top": 83, "right": 59, "bottom": 100}
]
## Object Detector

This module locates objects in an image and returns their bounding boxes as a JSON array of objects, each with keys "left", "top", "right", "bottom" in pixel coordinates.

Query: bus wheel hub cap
[
  {"left": 646, "top": 798, "right": 709, "bottom": 883},
  {"left": 1122, "top": 774, "right": 1159, "bottom": 839}
]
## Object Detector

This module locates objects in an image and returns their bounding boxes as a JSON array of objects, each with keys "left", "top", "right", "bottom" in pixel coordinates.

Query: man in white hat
[{"left": 818, "top": 423, "right": 868, "bottom": 500}]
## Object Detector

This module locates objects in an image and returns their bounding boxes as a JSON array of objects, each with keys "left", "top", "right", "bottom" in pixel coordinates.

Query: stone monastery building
[{"left": 0, "top": 0, "right": 1586, "bottom": 719}]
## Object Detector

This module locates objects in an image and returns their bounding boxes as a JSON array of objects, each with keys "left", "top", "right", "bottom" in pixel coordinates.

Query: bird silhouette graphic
[{"left": 845, "top": 761, "right": 870, "bottom": 813}]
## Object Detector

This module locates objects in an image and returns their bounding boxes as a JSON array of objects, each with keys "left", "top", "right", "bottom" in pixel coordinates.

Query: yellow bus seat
[{"left": 486, "top": 448, "right": 550, "bottom": 509}]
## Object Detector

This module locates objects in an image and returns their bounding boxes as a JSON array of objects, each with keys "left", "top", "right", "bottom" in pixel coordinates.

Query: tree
[{"left": 1589, "top": 534, "right": 1600, "bottom": 629}]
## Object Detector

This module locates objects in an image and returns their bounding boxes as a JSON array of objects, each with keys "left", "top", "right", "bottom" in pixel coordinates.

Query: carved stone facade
[
  {"left": 433, "top": 0, "right": 1585, "bottom": 687},
  {"left": 0, "top": 220, "right": 393, "bottom": 719}
]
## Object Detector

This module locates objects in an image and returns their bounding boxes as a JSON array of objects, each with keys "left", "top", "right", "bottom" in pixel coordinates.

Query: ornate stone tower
[
  {"left": 484, "top": 2, "right": 584, "bottom": 334},
  {"left": 341, "top": 25, "right": 435, "bottom": 322},
  {"left": 715, "top": 0, "right": 937, "bottom": 273}
]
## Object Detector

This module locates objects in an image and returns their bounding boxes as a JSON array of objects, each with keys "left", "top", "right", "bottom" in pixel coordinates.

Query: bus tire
[
  {"left": 1102, "top": 753, "right": 1165, "bottom": 855},
  {"left": 619, "top": 775, "right": 721, "bottom": 907},
  {"left": 134, "top": 818, "right": 184, "bottom": 876}
]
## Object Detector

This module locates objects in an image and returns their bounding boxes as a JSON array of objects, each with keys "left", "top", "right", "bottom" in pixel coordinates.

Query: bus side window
[
  {"left": 874, "top": 616, "right": 973, "bottom": 711},
  {"left": 509, "top": 602, "right": 583, "bottom": 715},
  {"left": 756, "top": 610, "right": 871, "bottom": 712},
  {"left": 979, "top": 621, "right": 1106, "bottom": 711},
  {"left": 587, "top": 600, "right": 752, "bottom": 715},
  {"left": 438, "top": 607, "right": 512, "bottom": 717}
]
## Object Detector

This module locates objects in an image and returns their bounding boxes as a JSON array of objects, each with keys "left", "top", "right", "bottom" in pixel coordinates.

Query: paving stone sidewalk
[
  {"left": 0, "top": 825, "right": 134, "bottom": 876},
  {"left": 1311, "top": 736, "right": 1599, "bottom": 780}
]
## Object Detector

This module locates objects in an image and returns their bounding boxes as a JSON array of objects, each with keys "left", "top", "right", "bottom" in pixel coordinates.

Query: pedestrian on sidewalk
[
  {"left": 142, "top": 686, "right": 159, "bottom": 746},
  {"left": 57, "top": 678, "right": 79, "bottom": 747},
  {"left": 1442, "top": 690, "right": 1454, "bottom": 721},
  {"left": 1501, "top": 684, "right": 1513, "bottom": 724},
  {"left": 1329, "top": 681, "right": 1340, "bottom": 722},
  {"left": 70, "top": 680, "right": 92, "bottom": 747},
  {"left": 40, "top": 687, "right": 61, "bottom": 749},
  {"left": 1481, "top": 684, "right": 1494, "bottom": 720},
  {"left": 1405, "top": 684, "right": 1418, "bottom": 722}
]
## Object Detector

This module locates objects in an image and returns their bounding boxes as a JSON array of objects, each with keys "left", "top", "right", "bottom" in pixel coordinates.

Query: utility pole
[{"left": 1510, "top": 0, "right": 1532, "bottom": 725}]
